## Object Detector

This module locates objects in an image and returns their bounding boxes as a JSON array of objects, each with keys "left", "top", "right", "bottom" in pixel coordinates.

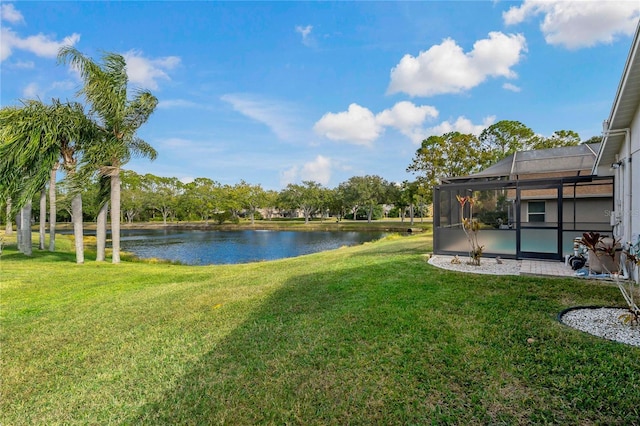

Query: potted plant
[{"left": 580, "top": 232, "right": 621, "bottom": 274}]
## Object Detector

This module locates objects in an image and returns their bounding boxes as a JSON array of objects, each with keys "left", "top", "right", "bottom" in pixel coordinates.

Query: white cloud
[
  {"left": 51, "top": 80, "right": 75, "bottom": 91},
  {"left": 296, "top": 25, "right": 314, "bottom": 47},
  {"left": 122, "top": 50, "right": 181, "bottom": 90},
  {"left": 1, "top": 3, "right": 24, "bottom": 24},
  {"left": 280, "top": 166, "right": 299, "bottom": 187},
  {"left": 221, "top": 93, "right": 300, "bottom": 141},
  {"left": 1, "top": 27, "right": 80, "bottom": 62},
  {"left": 502, "top": 82, "right": 521, "bottom": 92},
  {"left": 313, "top": 103, "right": 382, "bottom": 146},
  {"left": 0, "top": 28, "right": 12, "bottom": 61},
  {"left": 387, "top": 32, "right": 527, "bottom": 97},
  {"left": 22, "top": 82, "right": 41, "bottom": 98},
  {"left": 301, "top": 155, "right": 332, "bottom": 185},
  {"left": 314, "top": 101, "right": 445, "bottom": 145},
  {"left": 503, "top": 0, "right": 640, "bottom": 49},
  {"left": 376, "top": 101, "right": 439, "bottom": 144},
  {"left": 8, "top": 60, "right": 34, "bottom": 69},
  {"left": 159, "top": 137, "right": 198, "bottom": 149},
  {"left": 426, "top": 115, "right": 496, "bottom": 137},
  {"left": 154, "top": 137, "right": 226, "bottom": 160},
  {"left": 157, "top": 99, "right": 201, "bottom": 109},
  {"left": 280, "top": 155, "right": 333, "bottom": 186},
  {"left": 18, "top": 78, "right": 76, "bottom": 100}
]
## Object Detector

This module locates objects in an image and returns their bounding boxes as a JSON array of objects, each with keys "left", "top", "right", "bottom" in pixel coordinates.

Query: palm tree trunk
[
  {"left": 71, "top": 194, "right": 84, "bottom": 264},
  {"left": 5, "top": 198, "right": 13, "bottom": 235},
  {"left": 96, "top": 201, "right": 108, "bottom": 261},
  {"left": 15, "top": 212, "right": 21, "bottom": 251},
  {"left": 110, "top": 169, "right": 121, "bottom": 264},
  {"left": 49, "top": 166, "right": 57, "bottom": 251},
  {"left": 20, "top": 203, "right": 32, "bottom": 256},
  {"left": 39, "top": 189, "right": 46, "bottom": 250}
]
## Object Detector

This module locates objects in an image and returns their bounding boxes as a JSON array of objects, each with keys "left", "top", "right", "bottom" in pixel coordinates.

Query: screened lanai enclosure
[{"left": 433, "top": 144, "right": 615, "bottom": 260}]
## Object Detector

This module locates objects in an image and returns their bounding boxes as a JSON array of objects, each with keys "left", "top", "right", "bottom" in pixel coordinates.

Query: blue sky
[{"left": 1, "top": 1, "right": 639, "bottom": 190}]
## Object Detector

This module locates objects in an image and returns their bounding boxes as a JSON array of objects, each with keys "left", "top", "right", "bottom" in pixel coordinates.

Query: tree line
[
  {"left": 1, "top": 48, "right": 601, "bottom": 265},
  {"left": 2, "top": 171, "right": 431, "bottom": 227}
]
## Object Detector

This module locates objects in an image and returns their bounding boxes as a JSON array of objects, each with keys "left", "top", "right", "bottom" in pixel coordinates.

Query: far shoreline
[{"left": 52, "top": 218, "right": 432, "bottom": 234}]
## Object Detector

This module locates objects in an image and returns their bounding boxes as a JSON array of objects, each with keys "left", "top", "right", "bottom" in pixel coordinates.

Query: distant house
[
  {"left": 593, "top": 22, "right": 640, "bottom": 248},
  {"left": 434, "top": 143, "right": 613, "bottom": 260}
]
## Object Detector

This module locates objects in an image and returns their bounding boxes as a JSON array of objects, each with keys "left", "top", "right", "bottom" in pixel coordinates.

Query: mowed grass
[{"left": 1, "top": 231, "right": 639, "bottom": 425}]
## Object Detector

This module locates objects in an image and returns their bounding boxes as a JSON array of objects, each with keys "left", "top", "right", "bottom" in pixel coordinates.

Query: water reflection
[{"left": 118, "top": 229, "right": 386, "bottom": 265}]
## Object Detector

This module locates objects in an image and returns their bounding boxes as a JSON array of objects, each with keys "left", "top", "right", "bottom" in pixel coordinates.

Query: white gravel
[
  {"left": 427, "top": 254, "right": 521, "bottom": 275},
  {"left": 560, "top": 307, "right": 640, "bottom": 347},
  {"left": 428, "top": 255, "right": 640, "bottom": 347}
]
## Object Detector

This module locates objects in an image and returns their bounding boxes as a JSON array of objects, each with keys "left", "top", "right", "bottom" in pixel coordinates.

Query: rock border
[{"left": 557, "top": 306, "right": 640, "bottom": 347}]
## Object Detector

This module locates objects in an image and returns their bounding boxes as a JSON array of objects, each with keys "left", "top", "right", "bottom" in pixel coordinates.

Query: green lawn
[{"left": 1, "top": 231, "right": 638, "bottom": 424}]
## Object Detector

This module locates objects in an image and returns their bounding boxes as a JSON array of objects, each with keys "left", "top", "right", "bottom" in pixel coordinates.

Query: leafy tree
[
  {"left": 479, "top": 120, "right": 536, "bottom": 164},
  {"left": 395, "top": 181, "right": 421, "bottom": 224},
  {"left": 328, "top": 186, "right": 350, "bottom": 221},
  {"left": 120, "top": 170, "right": 147, "bottom": 224},
  {"left": 278, "top": 181, "right": 324, "bottom": 224},
  {"left": 144, "top": 175, "right": 183, "bottom": 225},
  {"left": 181, "top": 178, "right": 223, "bottom": 224},
  {"left": 336, "top": 180, "right": 360, "bottom": 221},
  {"left": 531, "top": 129, "right": 581, "bottom": 150},
  {"left": 317, "top": 186, "right": 335, "bottom": 222},
  {"left": 407, "top": 132, "right": 485, "bottom": 203},
  {"left": 338, "top": 175, "right": 390, "bottom": 223},
  {"left": 222, "top": 184, "right": 244, "bottom": 220},
  {"left": 58, "top": 47, "right": 158, "bottom": 264},
  {"left": 262, "top": 190, "right": 280, "bottom": 220},
  {"left": 583, "top": 135, "right": 603, "bottom": 145},
  {"left": 233, "top": 181, "right": 265, "bottom": 225}
]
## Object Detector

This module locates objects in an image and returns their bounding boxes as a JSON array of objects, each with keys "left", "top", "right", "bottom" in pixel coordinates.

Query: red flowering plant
[{"left": 456, "top": 194, "right": 483, "bottom": 266}]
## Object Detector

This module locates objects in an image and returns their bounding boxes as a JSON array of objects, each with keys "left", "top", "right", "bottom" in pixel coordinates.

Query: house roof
[
  {"left": 594, "top": 21, "right": 640, "bottom": 176},
  {"left": 446, "top": 143, "right": 601, "bottom": 182}
]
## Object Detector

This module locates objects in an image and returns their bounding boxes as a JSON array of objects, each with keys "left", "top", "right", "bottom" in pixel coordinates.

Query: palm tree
[
  {"left": 58, "top": 47, "right": 158, "bottom": 263},
  {"left": 0, "top": 100, "right": 97, "bottom": 263}
]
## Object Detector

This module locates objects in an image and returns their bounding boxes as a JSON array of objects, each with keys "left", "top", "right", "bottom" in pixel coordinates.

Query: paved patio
[{"left": 519, "top": 259, "right": 576, "bottom": 278}]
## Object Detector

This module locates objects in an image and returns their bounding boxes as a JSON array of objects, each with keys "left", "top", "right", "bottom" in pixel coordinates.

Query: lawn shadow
[
  {"left": 127, "top": 254, "right": 445, "bottom": 424},
  {"left": 0, "top": 247, "right": 79, "bottom": 263}
]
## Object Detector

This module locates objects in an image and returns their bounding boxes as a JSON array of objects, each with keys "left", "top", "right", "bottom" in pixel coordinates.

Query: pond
[{"left": 117, "top": 229, "right": 387, "bottom": 265}]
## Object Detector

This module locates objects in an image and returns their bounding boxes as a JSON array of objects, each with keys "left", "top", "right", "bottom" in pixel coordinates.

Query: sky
[{"left": 1, "top": 1, "right": 639, "bottom": 190}]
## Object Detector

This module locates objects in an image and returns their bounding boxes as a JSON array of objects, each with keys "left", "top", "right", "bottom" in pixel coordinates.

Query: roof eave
[{"left": 594, "top": 21, "right": 640, "bottom": 174}]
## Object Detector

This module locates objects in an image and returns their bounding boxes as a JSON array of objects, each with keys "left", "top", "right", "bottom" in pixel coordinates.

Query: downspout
[
  {"left": 625, "top": 129, "right": 632, "bottom": 247},
  {"left": 604, "top": 129, "right": 631, "bottom": 242},
  {"left": 620, "top": 129, "right": 632, "bottom": 244}
]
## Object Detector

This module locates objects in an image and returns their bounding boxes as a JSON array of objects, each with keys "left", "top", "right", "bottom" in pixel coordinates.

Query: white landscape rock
[
  {"left": 427, "top": 254, "right": 521, "bottom": 276},
  {"left": 560, "top": 307, "right": 640, "bottom": 347}
]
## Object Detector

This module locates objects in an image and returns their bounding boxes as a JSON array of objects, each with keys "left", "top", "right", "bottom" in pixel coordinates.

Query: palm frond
[{"left": 129, "top": 137, "right": 158, "bottom": 161}]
